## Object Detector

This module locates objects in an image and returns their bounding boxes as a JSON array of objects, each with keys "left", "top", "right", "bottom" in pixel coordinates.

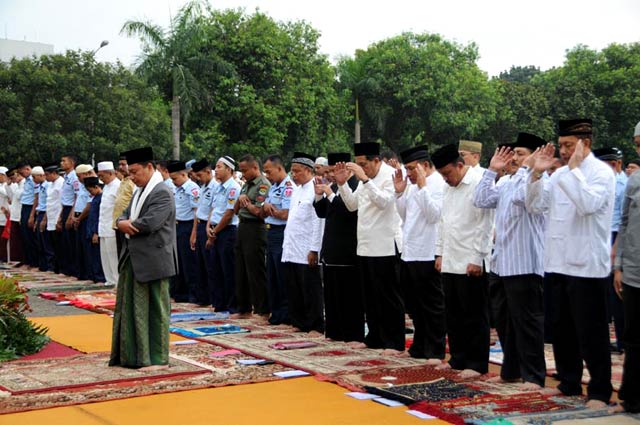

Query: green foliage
[
  {"left": 0, "top": 277, "right": 49, "bottom": 361},
  {"left": 0, "top": 51, "right": 171, "bottom": 166}
]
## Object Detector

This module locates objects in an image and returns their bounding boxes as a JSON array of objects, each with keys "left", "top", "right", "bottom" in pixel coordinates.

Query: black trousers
[
  {"left": 401, "top": 260, "right": 446, "bottom": 359},
  {"left": 442, "top": 272, "right": 490, "bottom": 374},
  {"left": 193, "top": 222, "right": 213, "bottom": 305},
  {"left": 209, "top": 225, "right": 237, "bottom": 312},
  {"left": 359, "top": 255, "right": 405, "bottom": 351},
  {"left": 47, "top": 230, "right": 61, "bottom": 273},
  {"left": 174, "top": 221, "right": 199, "bottom": 303},
  {"left": 266, "top": 226, "right": 288, "bottom": 325},
  {"left": 620, "top": 283, "right": 640, "bottom": 412},
  {"left": 490, "top": 273, "right": 546, "bottom": 386},
  {"left": 548, "top": 273, "right": 612, "bottom": 402},
  {"left": 285, "top": 262, "right": 324, "bottom": 333},
  {"left": 77, "top": 220, "right": 92, "bottom": 280},
  {"left": 59, "top": 206, "right": 77, "bottom": 276},
  {"left": 235, "top": 221, "right": 269, "bottom": 315},
  {"left": 35, "top": 212, "right": 54, "bottom": 272},
  {"left": 20, "top": 204, "right": 37, "bottom": 267},
  {"left": 324, "top": 264, "right": 364, "bottom": 342}
]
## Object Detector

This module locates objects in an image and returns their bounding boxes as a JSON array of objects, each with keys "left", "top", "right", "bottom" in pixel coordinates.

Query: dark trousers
[
  {"left": 324, "top": 264, "right": 364, "bottom": 342},
  {"left": 235, "top": 221, "right": 269, "bottom": 315},
  {"left": 20, "top": 204, "right": 37, "bottom": 266},
  {"left": 59, "top": 206, "right": 77, "bottom": 276},
  {"left": 543, "top": 272, "right": 555, "bottom": 343},
  {"left": 401, "top": 260, "right": 446, "bottom": 359},
  {"left": 620, "top": 283, "right": 640, "bottom": 412},
  {"left": 174, "top": 221, "right": 199, "bottom": 303},
  {"left": 442, "top": 271, "right": 490, "bottom": 374},
  {"left": 35, "top": 212, "right": 54, "bottom": 272},
  {"left": 47, "top": 230, "right": 61, "bottom": 273},
  {"left": 85, "top": 237, "right": 105, "bottom": 283},
  {"left": 549, "top": 273, "right": 612, "bottom": 402},
  {"left": 76, "top": 219, "right": 90, "bottom": 280},
  {"left": 284, "top": 262, "right": 324, "bottom": 333},
  {"left": 609, "top": 232, "right": 625, "bottom": 351},
  {"left": 490, "top": 273, "right": 546, "bottom": 386},
  {"left": 359, "top": 255, "right": 405, "bottom": 351},
  {"left": 266, "top": 226, "right": 288, "bottom": 324},
  {"left": 193, "top": 222, "right": 212, "bottom": 305},
  {"left": 209, "top": 225, "right": 237, "bottom": 312}
]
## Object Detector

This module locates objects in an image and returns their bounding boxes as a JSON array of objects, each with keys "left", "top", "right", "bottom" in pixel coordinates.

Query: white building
[{"left": 0, "top": 39, "right": 54, "bottom": 62}]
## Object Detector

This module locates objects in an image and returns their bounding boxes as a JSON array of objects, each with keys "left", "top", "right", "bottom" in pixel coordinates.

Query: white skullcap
[
  {"left": 185, "top": 159, "right": 196, "bottom": 169},
  {"left": 97, "top": 161, "right": 114, "bottom": 171},
  {"left": 75, "top": 164, "right": 93, "bottom": 174},
  {"left": 0, "top": 166, "right": 8, "bottom": 175},
  {"left": 634, "top": 121, "right": 640, "bottom": 137},
  {"left": 31, "top": 166, "right": 45, "bottom": 176},
  {"left": 315, "top": 157, "right": 328, "bottom": 166}
]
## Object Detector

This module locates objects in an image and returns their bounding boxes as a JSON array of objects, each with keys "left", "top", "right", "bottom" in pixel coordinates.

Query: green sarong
[{"left": 109, "top": 249, "right": 170, "bottom": 368}]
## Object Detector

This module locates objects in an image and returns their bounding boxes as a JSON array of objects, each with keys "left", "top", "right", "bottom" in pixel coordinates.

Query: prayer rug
[
  {"left": 11, "top": 341, "right": 82, "bottom": 361},
  {"left": 409, "top": 393, "right": 588, "bottom": 424},
  {"left": 0, "top": 343, "right": 297, "bottom": 415},
  {"left": 497, "top": 408, "right": 638, "bottom": 425},
  {"left": 0, "top": 352, "right": 207, "bottom": 394},
  {"left": 169, "top": 311, "right": 230, "bottom": 323},
  {"left": 365, "top": 378, "right": 486, "bottom": 404},
  {"left": 169, "top": 324, "right": 249, "bottom": 338}
]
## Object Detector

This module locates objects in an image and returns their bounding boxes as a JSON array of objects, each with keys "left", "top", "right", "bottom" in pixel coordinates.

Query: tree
[
  {"left": 0, "top": 51, "right": 171, "bottom": 165},
  {"left": 336, "top": 33, "right": 498, "bottom": 154},
  {"left": 121, "top": 0, "right": 232, "bottom": 159}
]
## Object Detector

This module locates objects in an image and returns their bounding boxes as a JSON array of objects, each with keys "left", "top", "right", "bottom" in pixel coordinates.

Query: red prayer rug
[{"left": 11, "top": 341, "right": 82, "bottom": 361}]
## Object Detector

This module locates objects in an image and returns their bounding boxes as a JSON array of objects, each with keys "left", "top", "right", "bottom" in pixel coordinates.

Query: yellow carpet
[
  {"left": 0, "top": 377, "right": 445, "bottom": 425},
  {"left": 29, "top": 314, "right": 186, "bottom": 353}
]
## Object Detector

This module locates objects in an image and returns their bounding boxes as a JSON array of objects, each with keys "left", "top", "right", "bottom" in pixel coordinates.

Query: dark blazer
[
  {"left": 118, "top": 183, "right": 178, "bottom": 282},
  {"left": 313, "top": 175, "right": 359, "bottom": 265}
]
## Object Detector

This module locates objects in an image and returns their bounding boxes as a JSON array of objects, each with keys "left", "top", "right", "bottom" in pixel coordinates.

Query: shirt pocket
[{"left": 564, "top": 235, "right": 590, "bottom": 267}]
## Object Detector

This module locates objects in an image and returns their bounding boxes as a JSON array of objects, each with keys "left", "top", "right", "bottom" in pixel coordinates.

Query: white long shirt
[
  {"left": 45, "top": 177, "right": 64, "bottom": 231},
  {"left": 0, "top": 183, "right": 9, "bottom": 227},
  {"left": 282, "top": 179, "right": 323, "bottom": 265},
  {"left": 526, "top": 153, "right": 615, "bottom": 278},
  {"left": 99, "top": 178, "right": 121, "bottom": 238},
  {"left": 436, "top": 168, "right": 495, "bottom": 274},
  {"left": 396, "top": 172, "right": 445, "bottom": 261},
  {"left": 339, "top": 162, "right": 402, "bottom": 257},
  {"left": 6, "top": 180, "right": 24, "bottom": 222}
]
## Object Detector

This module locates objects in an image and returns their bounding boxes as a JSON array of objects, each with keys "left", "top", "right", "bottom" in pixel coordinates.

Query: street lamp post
[
  {"left": 90, "top": 40, "right": 109, "bottom": 167},
  {"left": 92, "top": 40, "right": 109, "bottom": 55}
]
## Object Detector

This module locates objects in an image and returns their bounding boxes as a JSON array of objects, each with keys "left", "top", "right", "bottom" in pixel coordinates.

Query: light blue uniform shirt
[
  {"left": 612, "top": 171, "right": 628, "bottom": 233},
  {"left": 74, "top": 184, "right": 92, "bottom": 213},
  {"left": 209, "top": 178, "right": 240, "bottom": 225},
  {"left": 164, "top": 178, "right": 176, "bottom": 191},
  {"left": 61, "top": 170, "right": 79, "bottom": 207},
  {"left": 196, "top": 178, "right": 218, "bottom": 221},
  {"left": 35, "top": 181, "right": 49, "bottom": 212},
  {"left": 175, "top": 179, "right": 200, "bottom": 221},
  {"left": 264, "top": 175, "right": 293, "bottom": 226},
  {"left": 20, "top": 176, "right": 35, "bottom": 205}
]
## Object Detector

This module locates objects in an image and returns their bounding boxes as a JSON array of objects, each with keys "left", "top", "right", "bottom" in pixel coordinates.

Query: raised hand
[
  {"left": 333, "top": 162, "right": 349, "bottom": 186},
  {"left": 415, "top": 163, "right": 427, "bottom": 188},
  {"left": 568, "top": 139, "right": 586, "bottom": 170},
  {"left": 523, "top": 147, "right": 541, "bottom": 170},
  {"left": 346, "top": 162, "right": 367, "bottom": 181},
  {"left": 489, "top": 146, "right": 514, "bottom": 173},
  {"left": 393, "top": 168, "right": 407, "bottom": 193},
  {"left": 314, "top": 176, "right": 326, "bottom": 196},
  {"left": 533, "top": 143, "right": 556, "bottom": 174}
]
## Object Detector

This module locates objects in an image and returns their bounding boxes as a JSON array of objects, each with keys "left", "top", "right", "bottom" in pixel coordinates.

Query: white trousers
[{"left": 100, "top": 236, "right": 119, "bottom": 286}]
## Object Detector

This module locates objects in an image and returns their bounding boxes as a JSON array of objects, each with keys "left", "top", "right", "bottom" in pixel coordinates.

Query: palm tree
[
  {"left": 336, "top": 56, "right": 381, "bottom": 144},
  {"left": 121, "top": 0, "right": 230, "bottom": 159}
]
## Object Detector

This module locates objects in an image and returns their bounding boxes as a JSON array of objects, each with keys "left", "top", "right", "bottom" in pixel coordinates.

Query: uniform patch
[
  {"left": 73, "top": 181, "right": 79, "bottom": 190},
  {"left": 191, "top": 188, "right": 199, "bottom": 197},
  {"left": 256, "top": 195, "right": 265, "bottom": 202},
  {"left": 284, "top": 187, "right": 293, "bottom": 198},
  {"left": 285, "top": 180, "right": 293, "bottom": 187},
  {"left": 229, "top": 188, "right": 237, "bottom": 198},
  {"left": 258, "top": 184, "right": 268, "bottom": 196}
]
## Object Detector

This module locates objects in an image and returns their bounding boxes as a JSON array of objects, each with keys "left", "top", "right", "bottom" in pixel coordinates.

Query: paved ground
[{"left": 26, "top": 291, "right": 94, "bottom": 317}]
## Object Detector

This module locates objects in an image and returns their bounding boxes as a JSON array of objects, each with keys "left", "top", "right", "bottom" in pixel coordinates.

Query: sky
[{"left": 1, "top": 0, "right": 639, "bottom": 76}]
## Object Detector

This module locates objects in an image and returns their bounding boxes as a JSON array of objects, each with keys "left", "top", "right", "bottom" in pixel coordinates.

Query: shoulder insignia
[
  {"left": 258, "top": 184, "right": 268, "bottom": 195},
  {"left": 284, "top": 187, "right": 293, "bottom": 198},
  {"left": 285, "top": 180, "right": 293, "bottom": 187}
]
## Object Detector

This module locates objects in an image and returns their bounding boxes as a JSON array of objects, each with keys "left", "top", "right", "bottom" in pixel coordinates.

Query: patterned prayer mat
[
  {"left": 0, "top": 342, "right": 297, "bottom": 415},
  {"left": 496, "top": 409, "right": 640, "bottom": 425},
  {"left": 198, "top": 320, "right": 427, "bottom": 375},
  {"left": 0, "top": 352, "right": 206, "bottom": 394},
  {"left": 170, "top": 311, "right": 230, "bottom": 323},
  {"left": 169, "top": 324, "right": 249, "bottom": 338},
  {"left": 7, "top": 267, "right": 98, "bottom": 292},
  {"left": 365, "top": 378, "right": 486, "bottom": 404},
  {"left": 409, "top": 392, "right": 589, "bottom": 424},
  {"left": 489, "top": 342, "right": 624, "bottom": 391}
]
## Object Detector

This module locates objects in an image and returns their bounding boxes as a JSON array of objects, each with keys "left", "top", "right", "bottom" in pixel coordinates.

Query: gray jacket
[{"left": 118, "top": 183, "right": 178, "bottom": 282}]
